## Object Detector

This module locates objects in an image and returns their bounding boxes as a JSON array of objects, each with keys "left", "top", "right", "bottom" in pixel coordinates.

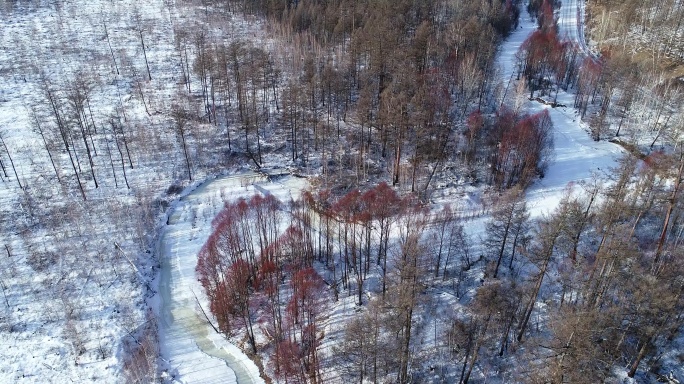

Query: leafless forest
[{"left": 0, "top": 0, "right": 683, "bottom": 382}]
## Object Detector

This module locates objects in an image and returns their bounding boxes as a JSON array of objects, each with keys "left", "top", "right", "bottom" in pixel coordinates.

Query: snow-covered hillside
[{"left": 0, "top": 0, "right": 269, "bottom": 381}]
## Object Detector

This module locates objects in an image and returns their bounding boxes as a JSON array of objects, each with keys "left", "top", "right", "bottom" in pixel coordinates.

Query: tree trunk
[
  {"left": 653, "top": 153, "right": 683, "bottom": 268},
  {"left": 104, "top": 21, "right": 119, "bottom": 75},
  {"left": 627, "top": 337, "right": 649, "bottom": 378},
  {"left": 140, "top": 30, "right": 152, "bottom": 81},
  {"left": 517, "top": 221, "right": 560, "bottom": 341},
  {"left": 0, "top": 135, "right": 22, "bottom": 190},
  {"left": 34, "top": 117, "right": 61, "bottom": 183},
  {"left": 180, "top": 131, "right": 192, "bottom": 181}
]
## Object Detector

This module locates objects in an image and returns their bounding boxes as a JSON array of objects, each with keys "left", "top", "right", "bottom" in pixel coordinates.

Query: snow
[
  {"left": 524, "top": 94, "right": 623, "bottom": 217},
  {"left": 557, "top": 0, "right": 596, "bottom": 59}
]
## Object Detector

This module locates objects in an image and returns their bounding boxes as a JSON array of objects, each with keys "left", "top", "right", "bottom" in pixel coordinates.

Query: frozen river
[{"left": 157, "top": 172, "right": 297, "bottom": 383}]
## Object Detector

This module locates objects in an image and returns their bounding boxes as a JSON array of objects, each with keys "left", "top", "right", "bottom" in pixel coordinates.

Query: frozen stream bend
[{"left": 157, "top": 172, "right": 307, "bottom": 383}]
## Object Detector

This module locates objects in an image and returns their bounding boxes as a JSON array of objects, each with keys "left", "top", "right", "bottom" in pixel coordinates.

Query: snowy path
[
  {"left": 557, "top": 0, "right": 595, "bottom": 59},
  {"left": 558, "top": 0, "right": 582, "bottom": 53},
  {"left": 157, "top": 172, "right": 306, "bottom": 383},
  {"left": 496, "top": 6, "right": 623, "bottom": 218}
]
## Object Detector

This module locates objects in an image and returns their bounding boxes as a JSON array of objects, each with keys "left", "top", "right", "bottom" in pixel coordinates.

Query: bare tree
[
  {"left": 0, "top": 129, "right": 22, "bottom": 190},
  {"left": 41, "top": 79, "right": 86, "bottom": 200},
  {"left": 133, "top": 8, "right": 152, "bottom": 81},
  {"left": 171, "top": 103, "right": 193, "bottom": 181},
  {"left": 484, "top": 187, "right": 530, "bottom": 278},
  {"left": 517, "top": 212, "right": 563, "bottom": 342}
]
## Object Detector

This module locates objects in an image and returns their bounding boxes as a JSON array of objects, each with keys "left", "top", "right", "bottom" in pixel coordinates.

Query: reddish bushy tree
[
  {"left": 197, "top": 185, "right": 423, "bottom": 380},
  {"left": 332, "top": 189, "right": 364, "bottom": 304},
  {"left": 197, "top": 194, "right": 284, "bottom": 357},
  {"left": 464, "top": 110, "right": 485, "bottom": 165},
  {"left": 281, "top": 224, "right": 314, "bottom": 269},
  {"left": 493, "top": 109, "right": 553, "bottom": 189},
  {"left": 209, "top": 259, "right": 259, "bottom": 354},
  {"left": 303, "top": 189, "right": 340, "bottom": 299},
  {"left": 302, "top": 190, "right": 334, "bottom": 268},
  {"left": 330, "top": 183, "right": 407, "bottom": 305},
  {"left": 519, "top": 22, "right": 568, "bottom": 98},
  {"left": 250, "top": 194, "right": 283, "bottom": 259},
  {"left": 290, "top": 198, "right": 315, "bottom": 268},
  {"left": 273, "top": 339, "right": 307, "bottom": 383},
  {"left": 537, "top": 0, "right": 556, "bottom": 32},
  {"left": 256, "top": 253, "right": 284, "bottom": 346}
]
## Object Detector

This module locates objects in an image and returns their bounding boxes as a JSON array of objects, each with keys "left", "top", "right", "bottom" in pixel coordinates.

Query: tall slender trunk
[
  {"left": 0, "top": 135, "right": 22, "bottom": 190},
  {"left": 76, "top": 115, "right": 98, "bottom": 189},
  {"left": 245, "top": 312, "right": 257, "bottom": 355},
  {"left": 68, "top": 146, "right": 87, "bottom": 200},
  {"left": 104, "top": 131, "right": 118, "bottom": 188},
  {"left": 463, "top": 317, "right": 489, "bottom": 384},
  {"left": 103, "top": 21, "right": 119, "bottom": 75},
  {"left": 137, "top": 81, "right": 151, "bottom": 116},
  {"left": 112, "top": 124, "right": 130, "bottom": 189},
  {"left": 517, "top": 255, "right": 549, "bottom": 342},
  {"left": 627, "top": 337, "right": 650, "bottom": 378},
  {"left": 517, "top": 222, "right": 561, "bottom": 341},
  {"left": 0, "top": 158, "right": 7, "bottom": 179},
  {"left": 399, "top": 306, "right": 414, "bottom": 383},
  {"left": 653, "top": 153, "right": 683, "bottom": 268},
  {"left": 119, "top": 126, "right": 134, "bottom": 169},
  {"left": 393, "top": 126, "right": 402, "bottom": 186},
  {"left": 494, "top": 219, "right": 512, "bottom": 279},
  {"left": 180, "top": 131, "right": 192, "bottom": 181},
  {"left": 140, "top": 29, "right": 152, "bottom": 81},
  {"left": 33, "top": 117, "right": 61, "bottom": 183}
]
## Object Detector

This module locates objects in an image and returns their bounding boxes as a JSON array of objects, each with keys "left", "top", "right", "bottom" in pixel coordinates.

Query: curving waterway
[{"left": 157, "top": 172, "right": 267, "bottom": 384}]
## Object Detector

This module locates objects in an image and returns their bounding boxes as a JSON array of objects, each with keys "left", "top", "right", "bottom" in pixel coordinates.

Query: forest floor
[
  {"left": 584, "top": 0, "right": 684, "bottom": 80},
  {"left": 496, "top": 5, "right": 622, "bottom": 219}
]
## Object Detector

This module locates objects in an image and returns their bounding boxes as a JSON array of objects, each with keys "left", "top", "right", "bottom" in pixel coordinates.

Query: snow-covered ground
[
  {"left": 154, "top": 9, "right": 625, "bottom": 382},
  {"left": 148, "top": 2, "right": 626, "bottom": 382},
  {"left": 0, "top": 1, "right": 269, "bottom": 382},
  {"left": 557, "top": 0, "right": 596, "bottom": 59}
]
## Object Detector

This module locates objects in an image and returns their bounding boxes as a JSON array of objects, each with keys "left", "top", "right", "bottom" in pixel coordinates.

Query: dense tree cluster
[
  {"left": 4, "top": 0, "right": 545, "bottom": 206},
  {"left": 0, "top": 1, "right": 535, "bottom": 380},
  {"left": 588, "top": 0, "right": 684, "bottom": 64},
  {"left": 437, "top": 151, "right": 684, "bottom": 383},
  {"left": 491, "top": 109, "right": 554, "bottom": 189},
  {"left": 196, "top": 182, "right": 477, "bottom": 382},
  {"left": 4, "top": 0, "right": 683, "bottom": 380},
  {"left": 520, "top": 150, "right": 684, "bottom": 381},
  {"left": 193, "top": 0, "right": 531, "bottom": 193},
  {"left": 193, "top": 0, "right": 682, "bottom": 381}
]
